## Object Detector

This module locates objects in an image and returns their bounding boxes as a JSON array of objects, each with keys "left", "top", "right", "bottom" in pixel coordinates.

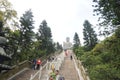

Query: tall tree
[
  {"left": 73, "top": 32, "right": 80, "bottom": 48},
  {"left": 73, "top": 32, "right": 80, "bottom": 52},
  {"left": 56, "top": 42, "right": 63, "bottom": 50},
  {"left": 93, "top": 0, "right": 120, "bottom": 35},
  {"left": 0, "top": 0, "right": 18, "bottom": 29},
  {"left": 37, "top": 20, "right": 54, "bottom": 55},
  {"left": 83, "top": 20, "right": 98, "bottom": 50},
  {"left": 19, "top": 9, "right": 35, "bottom": 58}
]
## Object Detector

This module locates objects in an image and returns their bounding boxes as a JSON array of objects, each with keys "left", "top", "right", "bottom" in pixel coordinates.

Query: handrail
[
  {"left": 29, "top": 51, "right": 65, "bottom": 80},
  {"left": 73, "top": 54, "right": 90, "bottom": 80},
  {"left": 78, "top": 60, "right": 90, "bottom": 80},
  {"left": 11, "top": 60, "right": 28, "bottom": 69},
  {"left": 7, "top": 68, "right": 29, "bottom": 80},
  {"left": 29, "top": 60, "right": 48, "bottom": 80},
  {"left": 73, "top": 54, "right": 83, "bottom": 80},
  {"left": 46, "top": 53, "right": 65, "bottom": 80},
  {"left": 29, "top": 67, "right": 42, "bottom": 80}
]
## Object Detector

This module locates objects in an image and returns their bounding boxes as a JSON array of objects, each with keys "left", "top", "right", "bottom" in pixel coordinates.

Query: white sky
[{"left": 9, "top": 0, "right": 99, "bottom": 45}]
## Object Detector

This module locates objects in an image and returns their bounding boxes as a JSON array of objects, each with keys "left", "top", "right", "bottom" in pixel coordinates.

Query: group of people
[
  {"left": 49, "top": 69, "right": 64, "bottom": 80},
  {"left": 65, "top": 50, "right": 73, "bottom": 60},
  {"left": 32, "top": 58, "right": 42, "bottom": 70}
]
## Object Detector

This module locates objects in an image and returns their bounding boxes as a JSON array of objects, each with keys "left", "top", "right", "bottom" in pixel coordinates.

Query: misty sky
[{"left": 9, "top": 0, "right": 100, "bottom": 45}]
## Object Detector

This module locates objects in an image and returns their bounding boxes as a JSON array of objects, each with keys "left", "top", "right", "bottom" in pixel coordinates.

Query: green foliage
[
  {"left": 115, "top": 25, "right": 120, "bottom": 38},
  {"left": 0, "top": 1, "right": 62, "bottom": 72},
  {"left": 93, "top": 0, "right": 120, "bottom": 25},
  {"left": 0, "top": 1, "right": 63, "bottom": 76},
  {"left": 2, "top": 28, "right": 22, "bottom": 65},
  {"left": 83, "top": 20, "right": 98, "bottom": 51},
  {"left": 0, "top": 0, "right": 18, "bottom": 28},
  {"left": 93, "top": 0, "right": 120, "bottom": 35},
  {"left": 81, "top": 52, "right": 102, "bottom": 68},
  {"left": 89, "top": 64, "right": 120, "bottom": 80},
  {"left": 75, "top": 31, "right": 120, "bottom": 79},
  {"left": 37, "top": 20, "right": 55, "bottom": 55},
  {"left": 56, "top": 42, "right": 63, "bottom": 50},
  {"left": 74, "top": 47, "right": 84, "bottom": 58},
  {"left": 19, "top": 9, "right": 35, "bottom": 59},
  {"left": 73, "top": 32, "right": 81, "bottom": 52}
]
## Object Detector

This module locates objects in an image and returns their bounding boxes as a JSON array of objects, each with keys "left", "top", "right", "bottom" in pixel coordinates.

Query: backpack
[{"left": 58, "top": 76, "right": 65, "bottom": 80}]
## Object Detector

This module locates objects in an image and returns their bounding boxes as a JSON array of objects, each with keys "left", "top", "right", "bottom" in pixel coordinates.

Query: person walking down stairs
[{"left": 36, "top": 58, "right": 42, "bottom": 70}]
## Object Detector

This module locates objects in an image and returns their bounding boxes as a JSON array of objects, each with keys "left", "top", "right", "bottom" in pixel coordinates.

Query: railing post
[
  {"left": 39, "top": 66, "right": 42, "bottom": 80},
  {"left": 46, "top": 60, "right": 48, "bottom": 70},
  {"left": 29, "top": 74, "right": 33, "bottom": 80}
]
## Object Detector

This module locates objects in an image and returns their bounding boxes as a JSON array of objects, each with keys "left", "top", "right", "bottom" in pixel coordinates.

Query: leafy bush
[{"left": 75, "top": 34, "right": 120, "bottom": 80}]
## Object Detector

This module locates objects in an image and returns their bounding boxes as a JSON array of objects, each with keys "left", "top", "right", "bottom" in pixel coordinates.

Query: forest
[
  {"left": 73, "top": 0, "right": 120, "bottom": 80},
  {"left": 0, "top": 0, "right": 62, "bottom": 67},
  {"left": 0, "top": 0, "right": 120, "bottom": 80}
]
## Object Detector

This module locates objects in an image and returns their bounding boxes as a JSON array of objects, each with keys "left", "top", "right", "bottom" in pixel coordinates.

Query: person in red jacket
[{"left": 36, "top": 58, "right": 41, "bottom": 70}]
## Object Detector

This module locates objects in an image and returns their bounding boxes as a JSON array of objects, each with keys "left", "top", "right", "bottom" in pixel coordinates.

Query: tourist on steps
[{"left": 36, "top": 58, "right": 41, "bottom": 70}]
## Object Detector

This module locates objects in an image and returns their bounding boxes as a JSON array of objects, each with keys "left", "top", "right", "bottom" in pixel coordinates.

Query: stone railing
[
  {"left": 29, "top": 59, "right": 48, "bottom": 80},
  {"left": 29, "top": 51, "right": 65, "bottom": 80},
  {"left": 73, "top": 54, "right": 90, "bottom": 80}
]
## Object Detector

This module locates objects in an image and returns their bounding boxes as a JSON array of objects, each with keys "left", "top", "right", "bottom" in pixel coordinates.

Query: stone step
[{"left": 59, "top": 57, "right": 79, "bottom": 80}]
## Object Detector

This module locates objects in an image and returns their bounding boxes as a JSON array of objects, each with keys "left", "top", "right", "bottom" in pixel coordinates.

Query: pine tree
[
  {"left": 37, "top": 20, "right": 54, "bottom": 55},
  {"left": 83, "top": 20, "right": 98, "bottom": 50},
  {"left": 19, "top": 9, "right": 35, "bottom": 52},
  {"left": 73, "top": 32, "right": 80, "bottom": 52},
  {"left": 73, "top": 32, "right": 80, "bottom": 48},
  {"left": 56, "top": 42, "right": 63, "bottom": 50}
]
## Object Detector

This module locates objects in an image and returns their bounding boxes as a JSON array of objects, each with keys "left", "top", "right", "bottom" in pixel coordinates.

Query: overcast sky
[{"left": 9, "top": 0, "right": 99, "bottom": 45}]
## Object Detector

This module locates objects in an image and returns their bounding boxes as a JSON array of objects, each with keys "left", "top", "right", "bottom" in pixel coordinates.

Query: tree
[
  {"left": 83, "top": 20, "right": 98, "bottom": 50},
  {"left": 93, "top": 0, "right": 120, "bottom": 35},
  {"left": 0, "top": 21, "right": 21, "bottom": 65},
  {"left": 7, "top": 30, "right": 22, "bottom": 63},
  {"left": 80, "top": 35, "right": 120, "bottom": 80},
  {"left": 19, "top": 9, "right": 35, "bottom": 59},
  {"left": 73, "top": 32, "right": 80, "bottom": 48},
  {"left": 56, "top": 42, "right": 63, "bottom": 50},
  {"left": 37, "top": 20, "right": 54, "bottom": 55},
  {"left": 0, "top": 0, "right": 18, "bottom": 29}
]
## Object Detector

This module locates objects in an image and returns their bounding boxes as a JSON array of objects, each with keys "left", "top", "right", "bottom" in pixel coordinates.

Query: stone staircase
[
  {"left": 9, "top": 69, "right": 38, "bottom": 80},
  {"left": 59, "top": 56, "right": 79, "bottom": 80},
  {"left": 39, "top": 69, "right": 49, "bottom": 80},
  {"left": 8, "top": 51, "right": 85, "bottom": 80}
]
